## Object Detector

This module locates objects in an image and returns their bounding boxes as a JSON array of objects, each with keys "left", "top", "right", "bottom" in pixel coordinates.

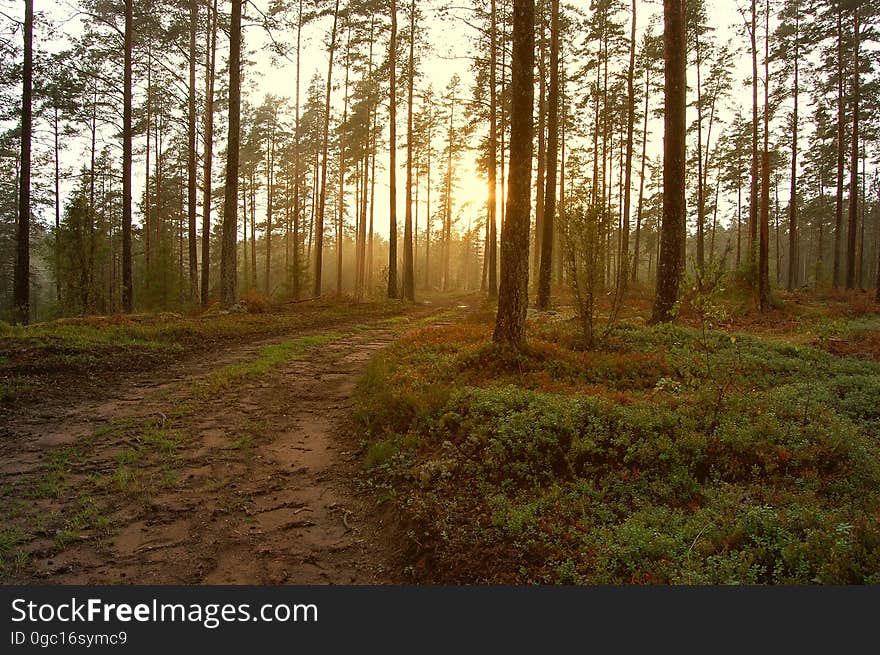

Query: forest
[{"left": 0, "top": 0, "right": 879, "bottom": 585}]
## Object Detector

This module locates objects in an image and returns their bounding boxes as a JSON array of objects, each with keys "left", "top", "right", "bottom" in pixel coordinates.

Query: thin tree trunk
[
  {"left": 188, "top": 0, "right": 199, "bottom": 302},
  {"left": 749, "top": 0, "right": 758, "bottom": 271},
  {"left": 632, "top": 53, "right": 650, "bottom": 283},
  {"left": 292, "top": 0, "right": 303, "bottom": 299},
  {"left": 315, "top": 0, "right": 340, "bottom": 297},
  {"left": 845, "top": 6, "right": 859, "bottom": 290},
  {"left": 201, "top": 0, "right": 217, "bottom": 306},
  {"left": 787, "top": 4, "right": 798, "bottom": 291},
  {"left": 122, "top": 0, "right": 134, "bottom": 312},
  {"left": 833, "top": 9, "right": 844, "bottom": 288},
  {"left": 618, "top": 0, "right": 635, "bottom": 290},
  {"left": 536, "top": 0, "right": 559, "bottom": 309},
  {"left": 402, "top": 0, "right": 416, "bottom": 301},
  {"left": 758, "top": 0, "right": 771, "bottom": 310},
  {"left": 220, "top": 0, "right": 243, "bottom": 306},
  {"left": 14, "top": 0, "right": 33, "bottom": 324},
  {"left": 487, "top": 0, "right": 498, "bottom": 298},
  {"left": 388, "top": 0, "right": 399, "bottom": 298}
]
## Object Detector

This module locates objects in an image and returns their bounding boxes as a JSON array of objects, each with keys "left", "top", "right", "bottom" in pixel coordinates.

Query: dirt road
[{"left": 0, "top": 304, "right": 459, "bottom": 584}]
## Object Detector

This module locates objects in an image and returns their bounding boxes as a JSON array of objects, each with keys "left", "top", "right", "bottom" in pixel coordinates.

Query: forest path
[{"left": 0, "top": 300, "right": 465, "bottom": 584}]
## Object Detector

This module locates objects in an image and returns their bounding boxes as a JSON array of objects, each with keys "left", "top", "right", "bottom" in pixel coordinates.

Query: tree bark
[
  {"left": 651, "top": 0, "right": 686, "bottom": 324},
  {"left": 122, "top": 0, "right": 134, "bottom": 312},
  {"left": 388, "top": 0, "right": 399, "bottom": 298},
  {"left": 493, "top": 0, "right": 535, "bottom": 345},
  {"left": 188, "top": 0, "right": 199, "bottom": 302},
  {"left": 403, "top": 0, "right": 416, "bottom": 301},
  {"left": 787, "top": 3, "right": 799, "bottom": 291},
  {"left": 315, "top": 0, "right": 340, "bottom": 297},
  {"left": 758, "top": 0, "right": 770, "bottom": 311},
  {"left": 487, "top": 0, "right": 498, "bottom": 298},
  {"left": 845, "top": 6, "right": 859, "bottom": 290},
  {"left": 536, "top": 0, "right": 559, "bottom": 309},
  {"left": 201, "top": 0, "right": 217, "bottom": 306},
  {"left": 13, "top": 0, "right": 33, "bottom": 324},
  {"left": 833, "top": 9, "right": 844, "bottom": 288},
  {"left": 221, "top": 0, "right": 243, "bottom": 306}
]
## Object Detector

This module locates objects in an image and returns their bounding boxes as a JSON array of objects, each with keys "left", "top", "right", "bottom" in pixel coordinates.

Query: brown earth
[{"left": 0, "top": 301, "right": 465, "bottom": 584}]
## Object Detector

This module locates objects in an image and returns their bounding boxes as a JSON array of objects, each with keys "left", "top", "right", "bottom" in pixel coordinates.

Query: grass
[
  {"left": 0, "top": 299, "right": 456, "bottom": 581},
  {"left": 353, "top": 297, "right": 880, "bottom": 584},
  {"left": 0, "top": 298, "right": 423, "bottom": 404}
]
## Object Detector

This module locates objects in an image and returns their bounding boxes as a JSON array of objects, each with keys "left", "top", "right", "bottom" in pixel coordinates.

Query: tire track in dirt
[{"left": 0, "top": 304, "right": 463, "bottom": 584}]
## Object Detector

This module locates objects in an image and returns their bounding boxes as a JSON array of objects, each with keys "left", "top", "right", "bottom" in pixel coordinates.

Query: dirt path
[{"left": 0, "top": 304, "right": 461, "bottom": 584}]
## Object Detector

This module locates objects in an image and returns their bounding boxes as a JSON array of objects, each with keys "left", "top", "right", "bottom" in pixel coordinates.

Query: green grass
[{"left": 354, "top": 307, "right": 880, "bottom": 584}]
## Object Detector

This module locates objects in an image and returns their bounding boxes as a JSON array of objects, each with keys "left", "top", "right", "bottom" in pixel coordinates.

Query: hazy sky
[{"left": 22, "top": 0, "right": 866, "bottom": 243}]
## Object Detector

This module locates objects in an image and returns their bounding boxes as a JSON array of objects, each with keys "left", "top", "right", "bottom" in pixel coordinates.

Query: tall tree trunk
[
  {"left": 532, "top": 9, "right": 546, "bottom": 284},
  {"left": 536, "top": 0, "right": 559, "bottom": 309},
  {"left": 845, "top": 6, "right": 859, "bottom": 290},
  {"left": 14, "top": 0, "right": 33, "bottom": 324},
  {"left": 188, "top": 0, "right": 199, "bottom": 302},
  {"left": 267, "top": 111, "right": 276, "bottom": 295},
  {"left": 833, "top": 9, "right": 844, "bottom": 288},
  {"left": 494, "top": 0, "right": 534, "bottom": 345},
  {"left": 632, "top": 52, "right": 650, "bottom": 283},
  {"left": 695, "top": 30, "right": 705, "bottom": 272},
  {"left": 652, "top": 0, "right": 686, "bottom": 323},
  {"left": 749, "top": 0, "right": 758, "bottom": 271},
  {"left": 443, "top": 94, "right": 454, "bottom": 291},
  {"left": 122, "top": 0, "right": 134, "bottom": 312},
  {"left": 402, "top": 0, "right": 416, "bottom": 301},
  {"left": 758, "top": 0, "right": 771, "bottom": 310},
  {"left": 787, "top": 4, "right": 799, "bottom": 291},
  {"left": 292, "top": 0, "right": 303, "bottom": 300},
  {"left": 145, "top": 48, "right": 152, "bottom": 272},
  {"left": 618, "top": 0, "right": 635, "bottom": 290},
  {"left": 315, "top": 0, "right": 340, "bottom": 297},
  {"left": 54, "top": 106, "right": 61, "bottom": 304},
  {"left": 220, "top": 0, "right": 243, "bottom": 306},
  {"left": 424, "top": 97, "right": 432, "bottom": 289},
  {"left": 201, "top": 0, "right": 217, "bottom": 306},
  {"left": 487, "top": 0, "right": 498, "bottom": 298},
  {"left": 337, "top": 21, "right": 351, "bottom": 296},
  {"left": 388, "top": 0, "right": 399, "bottom": 298}
]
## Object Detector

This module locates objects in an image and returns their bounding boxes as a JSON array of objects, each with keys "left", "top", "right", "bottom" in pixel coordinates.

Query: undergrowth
[{"left": 354, "top": 301, "right": 880, "bottom": 584}]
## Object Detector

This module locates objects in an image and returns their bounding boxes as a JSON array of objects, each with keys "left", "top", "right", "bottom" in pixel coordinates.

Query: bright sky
[{"left": 21, "top": 0, "right": 871, "bottom": 241}]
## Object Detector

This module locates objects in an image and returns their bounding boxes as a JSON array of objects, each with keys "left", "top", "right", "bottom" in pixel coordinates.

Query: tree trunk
[
  {"left": 695, "top": 30, "right": 705, "bottom": 272},
  {"left": 632, "top": 50, "right": 650, "bottom": 283},
  {"left": 292, "top": 0, "right": 303, "bottom": 300},
  {"left": 494, "top": 0, "right": 535, "bottom": 345},
  {"left": 486, "top": 0, "right": 498, "bottom": 298},
  {"left": 749, "top": 0, "right": 758, "bottom": 271},
  {"left": 758, "top": 0, "right": 771, "bottom": 310},
  {"left": 220, "top": 0, "right": 243, "bottom": 306},
  {"left": 403, "top": 0, "right": 416, "bottom": 301},
  {"left": 13, "top": 0, "right": 33, "bottom": 324},
  {"left": 787, "top": 4, "right": 798, "bottom": 291},
  {"left": 845, "top": 7, "right": 859, "bottom": 290},
  {"left": 652, "top": 0, "right": 686, "bottom": 324},
  {"left": 337, "top": 21, "right": 351, "bottom": 296},
  {"left": 315, "top": 0, "right": 340, "bottom": 297},
  {"left": 833, "top": 9, "right": 844, "bottom": 288},
  {"left": 618, "top": 0, "right": 635, "bottom": 290},
  {"left": 122, "top": 0, "right": 134, "bottom": 312},
  {"left": 536, "top": 0, "right": 559, "bottom": 309},
  {"left": 188, "top": 0, "right": 199, "bottom": 302},
  {"left": 201, "top": 0, "right": 217, "bottom": 306},
  {"left": 388, "top": 0, "right": 399, "bottom": 298}
]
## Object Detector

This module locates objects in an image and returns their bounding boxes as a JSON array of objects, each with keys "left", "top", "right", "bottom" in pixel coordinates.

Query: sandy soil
[{"left": 0, "top": 303, "right": 460, "bottom": 584}]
